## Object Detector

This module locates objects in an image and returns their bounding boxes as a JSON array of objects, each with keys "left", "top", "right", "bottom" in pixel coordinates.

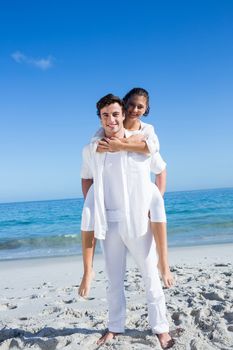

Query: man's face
[{"left": 100, "top": 103, "right": 125, "bottom": 136}]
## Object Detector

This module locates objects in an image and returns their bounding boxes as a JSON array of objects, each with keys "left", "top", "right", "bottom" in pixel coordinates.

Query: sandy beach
[{"left": 0, "top": 244, "right": 233, "bottom": 350}]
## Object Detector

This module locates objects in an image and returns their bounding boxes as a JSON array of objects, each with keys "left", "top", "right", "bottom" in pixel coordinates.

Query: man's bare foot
[
  {"left": 78, "top": 270, "right": 95, "bottom": 297},
  {"left": 97, "top": 330, "right": 119, "bottom": 344},
  {"left": 157, "top": 332, "right": 175, "bottom": 349}
]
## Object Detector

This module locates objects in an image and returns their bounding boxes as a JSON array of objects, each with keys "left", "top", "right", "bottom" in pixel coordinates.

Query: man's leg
[
  {"left": 125, "top": 229, "right": 169, "bottom": 332},
  {"left": 78, "top": 230, "right": 96, "bottom": 297},
  {"left": 124, "top": 229, "right": 174, "bottom": 349},
  {"left": 98, "top": 222, "right": 127, "bottom": 343}
]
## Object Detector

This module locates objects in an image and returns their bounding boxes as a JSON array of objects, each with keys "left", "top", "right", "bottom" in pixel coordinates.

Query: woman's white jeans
[{"left": 100, "top": 221, "right": 169, "bottom": 334}]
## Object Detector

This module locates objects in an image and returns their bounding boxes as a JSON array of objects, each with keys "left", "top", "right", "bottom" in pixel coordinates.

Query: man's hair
[
  {"left": 96, "top": 94, "right": 125, "bottom": 117},
  {"left": 123, "top": 87, "right": 150, "bottom": 116}
]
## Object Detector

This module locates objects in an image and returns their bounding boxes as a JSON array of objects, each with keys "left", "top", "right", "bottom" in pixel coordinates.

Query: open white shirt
[
  {"left": 93, "top": 121, "right": 166, "bottom": 174},
  {"left": 81, "top": 131, "right": 161, "bottom": 239}
]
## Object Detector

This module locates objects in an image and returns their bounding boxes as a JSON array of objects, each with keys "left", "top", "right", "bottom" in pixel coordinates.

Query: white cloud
[
  {"left": 11, "top": 51, "right": 26, "bottom": 63},
  {"left": 11, "top": 51, "right": 54, "bottom": 70}
]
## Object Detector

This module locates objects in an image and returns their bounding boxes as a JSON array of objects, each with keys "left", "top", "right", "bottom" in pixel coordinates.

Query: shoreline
[{"left": 0, "top": 242, "right": 233, "bottom": 264}]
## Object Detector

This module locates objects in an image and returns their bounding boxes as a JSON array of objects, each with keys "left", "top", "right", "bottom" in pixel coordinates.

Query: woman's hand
[
  {"left": 126, "top": 134, "right": 145, "bottom": 143},
  {"left": 96, "top": 138, "right": 110, "bottom": 153},
  {"left": 107, "top": 137, "right": 124, "bottom": 152},
  {"left": 96, "top": 137, "right": 124, "bottom": 153}
]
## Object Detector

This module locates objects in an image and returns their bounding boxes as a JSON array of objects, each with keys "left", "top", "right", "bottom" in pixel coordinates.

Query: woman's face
[{"left": 126, "top": 95, "right": 148, "bottom": 120}]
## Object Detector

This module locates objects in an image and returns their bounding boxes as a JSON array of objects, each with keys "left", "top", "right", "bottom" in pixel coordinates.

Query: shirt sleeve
[
  {"left": 150, "top": 152, "right": 167, "bottom": 175},
  {"left": 80, "top": 145, "right": 93, "bottom": 179},
  {"left": 141, "top": 124, "right": 160, "bottom": 154}
]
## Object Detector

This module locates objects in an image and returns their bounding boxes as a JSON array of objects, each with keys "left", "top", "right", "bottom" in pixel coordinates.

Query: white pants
[
  {"left": 81, "top": 184, "right": 166, "bottom": 231},
  {"left": 100, "top": 221, "right": 169, "bottom": 334}
]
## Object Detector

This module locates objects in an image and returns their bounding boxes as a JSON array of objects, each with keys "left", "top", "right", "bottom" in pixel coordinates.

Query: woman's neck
[{"left": 124, "top": 118, "right": 141, "bottom": 131}]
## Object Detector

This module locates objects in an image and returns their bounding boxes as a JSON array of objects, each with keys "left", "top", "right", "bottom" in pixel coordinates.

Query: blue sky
[{"left": 0, "top": 0, "right": 233, "bottom": 203}]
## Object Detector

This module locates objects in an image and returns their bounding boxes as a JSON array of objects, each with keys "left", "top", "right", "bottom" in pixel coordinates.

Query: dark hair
[
  {"left": 123, "top": 87, "right": 150, "bottom": 116},
  {"left": 96, "top": 94, "right": 125, "bottom": 117}
]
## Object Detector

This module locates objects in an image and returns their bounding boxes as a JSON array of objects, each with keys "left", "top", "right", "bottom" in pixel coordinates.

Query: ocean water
[{"left": 0, "top": 188, "right": 232, "bottom": 260}]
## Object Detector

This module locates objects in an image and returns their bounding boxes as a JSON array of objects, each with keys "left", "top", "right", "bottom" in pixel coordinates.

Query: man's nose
[{"left": 108, "top": 115, "right": 115, "bottom": 122}]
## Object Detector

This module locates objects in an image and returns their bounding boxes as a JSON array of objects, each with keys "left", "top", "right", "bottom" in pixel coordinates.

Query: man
[{"left": 80, "top": 94, "right": 174, "bottom": 349}]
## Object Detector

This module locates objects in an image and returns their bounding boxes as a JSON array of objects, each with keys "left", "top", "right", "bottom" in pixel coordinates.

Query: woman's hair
[
  {"left": 123, "top": 87, "right": 150, "bottom": 116},
  {"left": 96, "top": 94, "right": 125, "bottom": 117}
]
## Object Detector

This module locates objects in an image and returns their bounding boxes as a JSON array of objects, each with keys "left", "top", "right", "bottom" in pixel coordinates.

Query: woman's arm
[
  {"left": 97, "top": 135, "right": 150, "bottom": 154},
  {"left": 155, "top": 169, "right": 166, "bottom": 196},
  {"left": 82, "top": 178, "right": 93, "bottom": 199}
]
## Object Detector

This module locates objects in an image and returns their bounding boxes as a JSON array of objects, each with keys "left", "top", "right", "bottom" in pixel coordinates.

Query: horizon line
[{"left": 0, "top": 186, "right": 232, "bottom": 206}]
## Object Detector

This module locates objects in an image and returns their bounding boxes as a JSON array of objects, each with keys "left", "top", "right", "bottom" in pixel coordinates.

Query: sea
[{"left": 0, "top": 188, "right": 232, "bottom": 261}]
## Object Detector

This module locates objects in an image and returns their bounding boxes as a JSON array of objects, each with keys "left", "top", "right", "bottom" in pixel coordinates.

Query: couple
[{"left": 79, "top": 88, "right": 174, "bottom": 349}]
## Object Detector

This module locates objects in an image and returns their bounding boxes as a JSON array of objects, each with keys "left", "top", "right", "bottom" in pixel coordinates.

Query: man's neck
[{"left": 105, "top": 128, "right": 125, "bottom": 139}]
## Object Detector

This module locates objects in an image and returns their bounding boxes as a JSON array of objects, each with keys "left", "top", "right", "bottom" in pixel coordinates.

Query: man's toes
[{"left": 97, "top": 331, "right": 116, "bottom": 344}]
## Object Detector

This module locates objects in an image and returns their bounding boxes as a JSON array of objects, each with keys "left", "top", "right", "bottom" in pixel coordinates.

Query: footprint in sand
[
  {"left": 19, "top": 317, "right": 27, "bottom": 321},
  {"left": 30, "top": 294, "right": 39, "bottom": 299},
  {"left": 0, "top": 303, "right": 17, "bottom": 310},
  {"left": 77, "top": 296, "right": 95, "bottom": 302},
  {"left": 224, "top": 311, "right": 233, "bottom": 323},
  {"left": 202, "top": 291, "right": 225, "bottom": 302},
  {"left": 62, "top": 298, "right": 75, "bottom": 304},
  {"left": 212, "top": 304, "right": 225, "bottom": 312},
  {"left": 171, "top": 311, "right": 187, "bottom": 326}
]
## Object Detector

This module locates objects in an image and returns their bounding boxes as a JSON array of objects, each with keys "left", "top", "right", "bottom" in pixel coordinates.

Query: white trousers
[
  {"left": 81, "top": 184, "right": 166, "bottom": 231},
  {"left": 100, "top": 221, "right": 169, "bottom": 334}
]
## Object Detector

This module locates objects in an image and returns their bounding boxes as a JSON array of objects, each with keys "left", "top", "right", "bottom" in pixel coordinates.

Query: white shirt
[
  {"left": 103, "top": 153, "right": 125, "bottom": 222},
  {"left": 93, "top": 121, "right": 166, "bottom": 174},
  {"left": 93, "top": 121, "right": 158, "bottom": 153},
  {"left": 81, "top": 133, "right": 158, "bottom": 239}
]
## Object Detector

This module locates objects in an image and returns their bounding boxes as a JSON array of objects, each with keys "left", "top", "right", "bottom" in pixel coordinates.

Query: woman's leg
[
  {"left": 150, "top": 185, "right": 173, "bottom": 288},
  {"left": 78, "top": 230, "right": 96, "bottom": 297},
  {"left": 79, "top": 186, "right": 96, "bottom": 297}
]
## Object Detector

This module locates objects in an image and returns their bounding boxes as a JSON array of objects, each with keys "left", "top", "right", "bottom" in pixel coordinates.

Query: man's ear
[{"left": 122, "top": 113, "right": 125, "bottom": 120}]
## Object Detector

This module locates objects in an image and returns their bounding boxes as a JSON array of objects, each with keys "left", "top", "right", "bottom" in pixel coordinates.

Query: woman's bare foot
[
  {"left": 78, "top": 270, "right": 95, "bottom": 297},
  {"left": 157, "top": 261, "right": 174, "bottom": 288},
  {"left": 157, "top": 332, "right": 175, "bottom": 349},
  {"left": 97, "top": 330, "right": 119, "bottom": 344}
]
